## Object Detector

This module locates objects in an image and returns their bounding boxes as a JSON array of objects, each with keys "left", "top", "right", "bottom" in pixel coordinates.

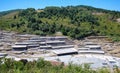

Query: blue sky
[{"left": 0, "top": 0, "right": 120, "bottom": 11}]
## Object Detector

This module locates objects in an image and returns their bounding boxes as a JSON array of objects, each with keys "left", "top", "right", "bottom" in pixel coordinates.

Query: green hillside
[
  {"left": 0, "top": 9, "right": 22, "bottom": 17},
  {"left": 0, "top": 5, "right": 120, "bottom": 41}
]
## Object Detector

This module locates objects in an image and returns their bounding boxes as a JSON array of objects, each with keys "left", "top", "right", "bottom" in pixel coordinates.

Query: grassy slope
[{"left": 0, "top": 6, "right": 120, "bottom": 41}]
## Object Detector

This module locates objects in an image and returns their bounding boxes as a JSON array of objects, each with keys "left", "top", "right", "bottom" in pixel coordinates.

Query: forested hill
[
  {"left": 0, "top": 5, "right": 120, "bottom": 41},
  {"left": 0, "top": 9, "right": 22, "bottom": 17}
]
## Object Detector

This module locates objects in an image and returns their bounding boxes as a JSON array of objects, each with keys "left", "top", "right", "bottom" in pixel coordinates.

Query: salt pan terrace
[
  {"left": 5, "top": 54, "right": 120, "bottom": 69},
  {"left": 0, "top": 32, "right": 120, "bottom": 69},
  {"left": 44, "top": 54, "right": 120, "bottom": 69}
]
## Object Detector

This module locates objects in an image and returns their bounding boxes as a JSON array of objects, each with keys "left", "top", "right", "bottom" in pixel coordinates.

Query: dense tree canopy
[{"left": 0, "top": 5, "right": 120, "bottom": 40}]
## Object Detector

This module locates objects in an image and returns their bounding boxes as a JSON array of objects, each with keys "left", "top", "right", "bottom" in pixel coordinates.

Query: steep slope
[{"left": 0, "top": 5, "right": 120, "bottom": 41}]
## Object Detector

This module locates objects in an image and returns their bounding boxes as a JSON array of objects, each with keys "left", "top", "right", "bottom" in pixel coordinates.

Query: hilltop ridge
[{"left": 0, "top": 5, "right": 120, "bottom": 41}]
